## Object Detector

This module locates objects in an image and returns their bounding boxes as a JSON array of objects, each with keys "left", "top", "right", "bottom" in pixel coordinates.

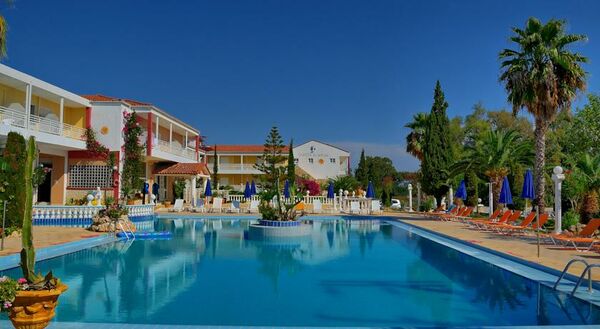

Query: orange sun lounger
[
  {"left": 470, "top": 210, "right": 511, "bottom": 229},
  {"left": 546, "top": 218, "right": 600, "bottom": 252}
]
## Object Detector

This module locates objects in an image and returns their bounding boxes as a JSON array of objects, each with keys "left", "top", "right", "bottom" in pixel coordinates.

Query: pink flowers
[
  {"left": 17, "top": 278, "right": 27, "bottom": 284},
  {"left": 3, "top": 301, "right": 11, "bottom": 309}
]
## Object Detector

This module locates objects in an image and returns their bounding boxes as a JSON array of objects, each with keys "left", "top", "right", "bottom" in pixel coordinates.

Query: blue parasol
[
  {"left": 244, "top": 181, "right": 251, "bottom": 199},
  {"left": 251, "top": 180, "right": 257, "bottom": 195},
  {"left": 204, "top": 179, "right": 212, "bottom": 197},
  {"left": 283, "top": 180, "right": 290, "bottom": 198},
  {"left": 327, "top": 182, "right": 335, "bottom": 199},
  {"left": 366, "top": 181, "right": 375, "bottom": 198},
  {"left": 499, "top": 176, "right": 513, "bottom": 205},
  {"left": 521, "top": 169, "right": 535, "bottom": 200},
  {"left": 454, "top": 180, "right": 467, "bottom": 200}
]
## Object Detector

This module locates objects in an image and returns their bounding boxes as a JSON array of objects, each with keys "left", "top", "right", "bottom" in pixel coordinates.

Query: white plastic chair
[
  {"left": 313, "top": 200, "right": 323, "bottom": 214},
  {"left": 349, "top": 201, "right": 360, "bottom": 214},
  {"left": 169, "top": 199, "right": 184, "bottom": 212},
  {"left": 371, "top": 200, "right": 382, "bottom": 214},
  {"left": 248, "top": 200, "right": 259, "bottom": 213},
  {"left": 211, "top": 197, "right": 223, "bottom": 213},
  {"left": 228, "top": 200, "right": 241, "bottom": 213},
  {"left": 193, "top": 199, "right": 206, "bottom": 213}
]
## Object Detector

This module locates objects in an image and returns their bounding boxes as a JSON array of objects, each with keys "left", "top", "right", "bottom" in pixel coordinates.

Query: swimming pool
[{"left": 2, "top": 216, "right": 600, "bottom": 327}]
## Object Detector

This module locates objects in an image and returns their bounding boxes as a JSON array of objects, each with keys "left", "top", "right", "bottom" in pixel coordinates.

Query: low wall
[{"left": 32, "top": 204, "right": 156, "bottom": 227}]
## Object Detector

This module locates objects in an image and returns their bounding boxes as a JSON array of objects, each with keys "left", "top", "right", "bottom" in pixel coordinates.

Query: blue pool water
[{"left": 2, "top": 216, "right": 600, "bottom": 327}]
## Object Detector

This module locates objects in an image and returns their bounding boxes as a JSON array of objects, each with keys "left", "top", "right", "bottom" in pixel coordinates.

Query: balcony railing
[
  {"left": 0, "top": 106, "right": 86, "bottom": 141},
  {"left": 206, "top": 163, "right": 262, "bottom": 173},
  {"left": 156, "top": 139, "right": 197, "bottom": 161}
]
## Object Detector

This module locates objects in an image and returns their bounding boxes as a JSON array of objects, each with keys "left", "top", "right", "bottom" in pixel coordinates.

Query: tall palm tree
[
  {"left": 405, "top": 112, "right": 429, "bottom": 161},
  {"left": 499, "top": 17, "right": 587, "bottom": 212},
  {"left": 453, "top": 129, "right": 534, "bottom": 204}
]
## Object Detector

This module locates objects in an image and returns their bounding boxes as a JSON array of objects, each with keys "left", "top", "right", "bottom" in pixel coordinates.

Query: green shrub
[
  {"left": 419, "top": 197, "right": 435, "bottom": 212},
  {"left": 562, "top": 209, "right": 580, "bottom": 231}
]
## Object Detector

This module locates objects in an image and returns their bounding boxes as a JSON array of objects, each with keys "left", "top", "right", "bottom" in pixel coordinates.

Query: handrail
[
  {"left": 571, "top": 263, "right": 600, "bottom": 295},
  {"left": 554, "top": 258, "right": 590, "bottom": 290},
  {"left": 118, "top": 222, "right": 135, "bottom": 241}
]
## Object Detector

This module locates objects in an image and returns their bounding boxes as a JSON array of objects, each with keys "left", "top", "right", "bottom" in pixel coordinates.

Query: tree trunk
[{"left": 534, "top": 118, "right": 548, "bottom": 213}]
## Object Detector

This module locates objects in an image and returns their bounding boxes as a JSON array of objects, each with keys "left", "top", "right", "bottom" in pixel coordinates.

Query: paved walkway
[
  {"left": 397, "top": 213, "right": 600, "bottom": 280},
  {"left": 0, "top": 227, "right": 99, "bottom": 256}
]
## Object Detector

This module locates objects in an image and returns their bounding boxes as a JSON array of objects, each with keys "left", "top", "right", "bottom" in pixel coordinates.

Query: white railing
[
  {"left": 124, "top": 204, "right": 155, "bottom": 218},
  {"left": 227, "top": 195, "right": 261, "bottom": 202},
  {"left": 226, "top": 194, "right": 335, "bottom": 205},
  {"left": 156, "top": 139, "right": 197, "bottom": 161},
  {"left": 0, "top": 106, "right": 86, "bottom": 141},
  {"left": 32, "top": 205, "right": 104, "bottom": 227},
  {"left": 32, "top": 204, "right": 156, "bottom": 227},
  {"left": 206, "top": 163, "right": 261, "bottom": 173}
]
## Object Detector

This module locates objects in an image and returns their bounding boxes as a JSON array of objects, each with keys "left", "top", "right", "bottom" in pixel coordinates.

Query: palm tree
[
  {"left": 499, "top": 17, "right": 588, "bottom": 212},
  {"left": 453, "top": 129, "right": 533, "bottom": 204},
  {"left": 575, "top": 154, "right": 600, "bottom": 223},
  {"left": 405, "top": 112, "right": 429, "bottom": 161}
]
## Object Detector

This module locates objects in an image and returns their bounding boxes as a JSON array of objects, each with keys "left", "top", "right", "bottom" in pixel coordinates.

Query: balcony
[
  {"left": 155, "top": 139, "right": 197, "bottom": 162},
  {"left": 0, "top": 106, "right": 86, "bottom": 146},
  {"left": 207, "top": 162, "right": 262, "bottom": 174}
]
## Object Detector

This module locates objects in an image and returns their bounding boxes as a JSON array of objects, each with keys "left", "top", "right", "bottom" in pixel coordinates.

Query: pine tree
[
  {"left": 121, "top": 111, "right": 145, "bottom": 202},
  {"left": 212, "top": 145, "right": 219, "bottom": 190},
  {"left": 421, "top": 81, "right": 453, "bottom": 202},
  {"left": 354, "top": 149, "right": 368, "bottom": 188},
  {"left": 255, "top": 126, "right": 286, "bottom": 189},
  {"left": 286, "top": 139, "right": 295, "bottom": 184}
]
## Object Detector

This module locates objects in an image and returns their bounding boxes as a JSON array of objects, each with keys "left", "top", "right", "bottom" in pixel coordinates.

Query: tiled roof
[
  {"left": 81, "top": 94, "right": 152, "bottom": 107},
  {"left": 204, "top": 144, "right": 290, "bottom": 153},
  {"left": 154, "top": 163, "right": 210, "bottom": 176}
]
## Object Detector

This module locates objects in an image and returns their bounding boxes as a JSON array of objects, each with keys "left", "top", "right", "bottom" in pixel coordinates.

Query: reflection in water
[{"left": 0, "top": 218, "right": 598, "bottom": 326}]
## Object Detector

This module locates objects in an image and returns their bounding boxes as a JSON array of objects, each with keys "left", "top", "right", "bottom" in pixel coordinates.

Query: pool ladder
[
  {"left": 553, "top": 258, "right": 599, "bottom": 295},
  {"left": 118, "top": 222, "right": 135, "bottom": 241}
]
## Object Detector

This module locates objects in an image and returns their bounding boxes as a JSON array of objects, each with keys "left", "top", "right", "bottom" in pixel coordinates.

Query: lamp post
[
  {"left": 552, "top": 166, "right": 565, "bottom": 234},
  {"left": 417, "top": 183, "right": 421, "bottom": 211},
  {"left": 488, "top": 182, "right": 493, "bottom": 215},
  {"left": 408, "top": 183, "right": 413, "bottom": 212}
]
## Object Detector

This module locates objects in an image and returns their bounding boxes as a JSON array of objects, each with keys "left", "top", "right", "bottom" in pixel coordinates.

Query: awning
[{"left": 154, "top": 163, "right": 211, "bottom": 177}]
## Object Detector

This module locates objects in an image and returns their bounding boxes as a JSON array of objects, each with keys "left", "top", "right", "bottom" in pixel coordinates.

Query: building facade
[
  {"left": 0, "top": 63, "right": 91, "bottom": 205},
  {"left": 206, "top": 140, "right": 350, "bottom": 191}
]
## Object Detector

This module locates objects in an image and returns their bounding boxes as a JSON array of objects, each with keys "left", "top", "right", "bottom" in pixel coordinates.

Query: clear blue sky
[{"left": 3, "top": 0, "right": 599, "bottom": 170}]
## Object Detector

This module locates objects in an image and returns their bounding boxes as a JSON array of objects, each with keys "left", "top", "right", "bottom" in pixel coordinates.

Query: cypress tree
[
  {"left": 286, "top": 139, "right": 295, "bottom": 184},
  {"left": 2, "top": 132, "right": 26, "bottom": 228},
  {"left": 255, "top": 126, "right": 286, "bottom": 189},
  {"left": 354, "top": 149, "right": 368, "bottom": 188},
  {"left": 421, "top": 81, "right": 453, "bottom": 202},
  {"left": 212, "top": 145, "right": 219, "bottom": 190}
]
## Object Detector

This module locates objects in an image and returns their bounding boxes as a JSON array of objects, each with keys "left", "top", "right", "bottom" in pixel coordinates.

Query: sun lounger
[
  {"left": 441, "top": 207, "right": 469, "bottom": 221},
  {"left": 470, "top": 210, "right": 512, "bottom": 229},
  {"left": 192, "top": 198, "right": 206, "bottom": 213},
  {"left": 454, "top": 207, "right": 474, "bottom": 222},
  {"left": 487, "top": 210, "right": 522, "bottom": 229},
  {"left": 228, "top": 200, "right": 241, "bottom": 213},
  {"left": 546, "top": 218, "right": 600, "bottom": 251},
  {"left": 248, "top": 200, "right": 259, "bottom": 213},
  {"left": 169, "top": 199, "right": 184, "bottom": 212},
  {"left": 501, "top": 212, "right": 547, "bottom": 235},
  {"left": 210, "top": 197, "right": 223, "bottom": 213}
]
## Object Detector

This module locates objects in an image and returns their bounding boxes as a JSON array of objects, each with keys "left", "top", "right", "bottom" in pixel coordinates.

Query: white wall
[
  {"left": 293, "top": 141, "right": 350, "bottom": 180},
  {"left": 89, "top": 103, "right": 127, "bottom": 152}
]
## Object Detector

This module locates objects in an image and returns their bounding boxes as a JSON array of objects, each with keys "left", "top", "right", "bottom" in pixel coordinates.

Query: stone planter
[
  {"left": 9, "top": 283, "right": 68, "bottom": 329},
  {"left": 88, "top": 215, "right": 136, "bottom": 233},
  {"left": 247, "top": 220, "right": 311, "bottom": 240}
]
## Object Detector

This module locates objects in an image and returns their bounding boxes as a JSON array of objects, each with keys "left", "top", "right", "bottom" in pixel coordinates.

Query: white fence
[
  {"left": 156, "top": 139, "right": 196, "bottom": 161},
  {"left": 226, "top": 195, "right": 336, "bottom": 205},
  {"left": 32, "top": 204, "right": 155, "bottom": 227}
]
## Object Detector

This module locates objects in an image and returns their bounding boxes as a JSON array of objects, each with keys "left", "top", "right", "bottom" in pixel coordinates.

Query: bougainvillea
[
  {"left": 120, "top": 111, "right": 145, "bottom": 201},
  {"left": 298, "top": 178, "right": 321, "bottom": 196},
  {"left": 85, "top": 128, "right": 115, "bottom": 166}
]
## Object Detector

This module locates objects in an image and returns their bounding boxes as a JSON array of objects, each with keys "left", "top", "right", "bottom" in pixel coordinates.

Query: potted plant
[{"left": 1, "top": 137, "right": 67, "bottom": 329}]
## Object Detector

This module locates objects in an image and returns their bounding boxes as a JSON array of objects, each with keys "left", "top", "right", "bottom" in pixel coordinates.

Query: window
[
  {"left": 330, "top": 158, "right": 336, "bottom": 163},
  {"left": 308, "top": 158, "right": 314, "bottom": 164},
  {"left": 68, "top": 165, "right": 113, "bottom": 188}
]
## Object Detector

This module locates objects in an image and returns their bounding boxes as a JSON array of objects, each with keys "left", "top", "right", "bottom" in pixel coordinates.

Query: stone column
[
  {"left": 408, "top": 183, "right": 413, "bottom": 212},
  {"left": 488, "top": 182, "right": 493, "bottom": 215},
  {"left": 552, "top": 166, "right": 565, "bottom": 234},
  {"left": 417, "top": 183, "right": 421, "bottom": 211}
]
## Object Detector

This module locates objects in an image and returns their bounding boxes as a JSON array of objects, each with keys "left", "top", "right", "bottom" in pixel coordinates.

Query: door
[{"left": 37, "top": 163, "right": 52, "bottom": 204}]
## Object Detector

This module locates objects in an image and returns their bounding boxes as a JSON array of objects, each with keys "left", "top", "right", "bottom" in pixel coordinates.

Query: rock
[{"left": 88, "top": 215, "right": 136, "bottom": 233}]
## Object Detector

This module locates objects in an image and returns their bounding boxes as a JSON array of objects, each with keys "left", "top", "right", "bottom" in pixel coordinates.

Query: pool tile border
[
  {"left": 0, "top": 234, "right": 118, "bottom": 271},
  {"left": 389, "top": 219, "right": 600, "bottom": 306}
]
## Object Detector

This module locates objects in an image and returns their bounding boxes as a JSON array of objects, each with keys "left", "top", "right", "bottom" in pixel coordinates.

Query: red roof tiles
[
  {"left": 154, "top": 163, "right": 210, "bottom": 176},
  {"left": 81, "top": 94, "right": 152, "bottom": 107}
]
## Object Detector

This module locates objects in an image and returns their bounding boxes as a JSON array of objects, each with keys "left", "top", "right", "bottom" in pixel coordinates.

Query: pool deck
[
  {"left": 0, "top": 227, "right": 103, "bottom": 257},
  {"left": 394, "top": 212, "right": 600, "bottom": 280}
]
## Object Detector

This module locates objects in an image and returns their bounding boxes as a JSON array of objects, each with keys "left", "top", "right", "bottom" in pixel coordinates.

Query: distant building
[{"left": 206, "top": 140, "right": 350, "bottom": 190}]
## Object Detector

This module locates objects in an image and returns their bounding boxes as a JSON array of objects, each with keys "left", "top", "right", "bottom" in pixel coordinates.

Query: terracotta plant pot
[{"left": 9, "top": 283, "right": 68, "bottom": 329}]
